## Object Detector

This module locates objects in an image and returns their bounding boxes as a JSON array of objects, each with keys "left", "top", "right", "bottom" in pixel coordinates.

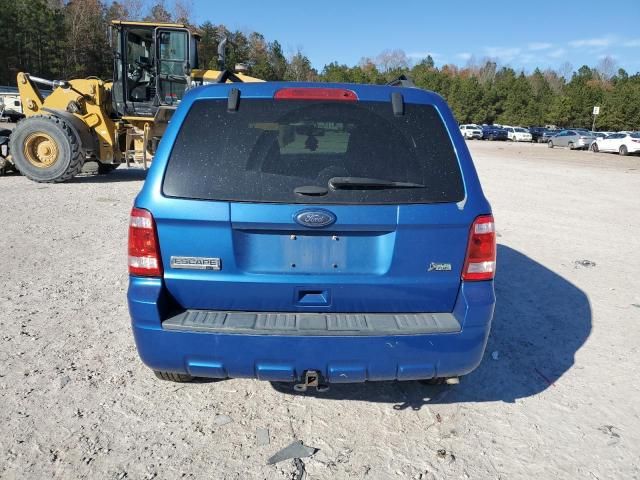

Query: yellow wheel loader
[{"left": 5, "top": 21, "right": 261, "bottom": 183}]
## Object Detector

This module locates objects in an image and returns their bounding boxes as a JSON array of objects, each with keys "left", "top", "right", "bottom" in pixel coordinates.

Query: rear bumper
[{"left": 128, "top": 277, "right": 495, "bottom": 382}]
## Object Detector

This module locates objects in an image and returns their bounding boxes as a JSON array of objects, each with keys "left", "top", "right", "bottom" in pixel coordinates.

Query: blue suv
[{"left": 127, "top": 82, "right": 496, "bottom": 388}]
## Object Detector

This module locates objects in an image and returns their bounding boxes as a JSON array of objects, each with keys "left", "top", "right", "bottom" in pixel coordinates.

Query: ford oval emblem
[{"left": 294, "top": 209, "right": 336, "bottom": 228}]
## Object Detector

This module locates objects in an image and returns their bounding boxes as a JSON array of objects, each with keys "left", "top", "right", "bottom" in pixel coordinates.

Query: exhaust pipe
[{"left": 217, "top": 37, "right": 228, "bottom": 69}]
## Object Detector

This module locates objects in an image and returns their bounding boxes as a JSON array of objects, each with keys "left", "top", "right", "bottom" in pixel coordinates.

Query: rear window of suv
[{"left": 162, "top": 98, "right": 465, "bottom": 204}]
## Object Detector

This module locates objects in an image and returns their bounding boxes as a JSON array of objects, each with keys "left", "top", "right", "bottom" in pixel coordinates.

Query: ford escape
[{"left": 127, "top": 82, "right": 496, "bottom": 388}]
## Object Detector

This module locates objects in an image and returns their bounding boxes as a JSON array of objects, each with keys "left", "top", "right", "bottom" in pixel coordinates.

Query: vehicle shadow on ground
[
  {"left": 71, "top": 167, "right": 148, "bottom": 183},
  {"left": 270, "top": 244, "right": 592, "bottom": 408}
]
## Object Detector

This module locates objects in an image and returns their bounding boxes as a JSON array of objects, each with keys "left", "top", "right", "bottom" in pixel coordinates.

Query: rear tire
[
  {"left": 568, "top": 142, "right": 575, "bottom": 150},
  {"left": 619, "top": 145, "right": 628, "bottom": 156},
  {"left": 590, "top": 143, "right": 599, "bottom": 152},
  {"left": 548, "top": 141, "right": 554, "bottom": 148},
  {"left": 154, "top": 371, "right": 194, "bottom": 382},
  {"left": 8, "top": 115, "right": 84, "bottom": 183}
]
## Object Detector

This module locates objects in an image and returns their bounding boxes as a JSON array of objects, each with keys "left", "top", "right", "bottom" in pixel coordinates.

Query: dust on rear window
[{"left": 162, "top": 99, "right": 465, "bottom": 204}]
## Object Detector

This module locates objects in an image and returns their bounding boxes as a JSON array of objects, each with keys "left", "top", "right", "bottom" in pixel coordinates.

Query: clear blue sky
[{"left": 188, "top": 0, "right": 640, "bottom": 73}]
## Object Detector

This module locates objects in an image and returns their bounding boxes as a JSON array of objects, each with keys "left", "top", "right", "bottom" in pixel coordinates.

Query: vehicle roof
[
  {"left": 111, "top": 20, "right": 188, "bottom": 28},
  {"left": 110, "top": 20, "right": 201, "bottom": 36}
]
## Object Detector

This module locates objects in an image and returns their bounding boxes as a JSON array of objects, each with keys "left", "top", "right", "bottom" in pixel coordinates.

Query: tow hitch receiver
[{"left": 294, "top": 370, "right": 329, "bottom": 392}]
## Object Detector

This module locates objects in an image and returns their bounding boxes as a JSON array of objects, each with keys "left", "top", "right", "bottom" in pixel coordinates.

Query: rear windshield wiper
[{"left": 329, "top": 176, "right": 425, "bottom": 190}]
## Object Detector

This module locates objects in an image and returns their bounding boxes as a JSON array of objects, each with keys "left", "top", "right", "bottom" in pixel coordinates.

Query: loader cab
[{"left": 111, "top": 21, "right": 198, "bottom": 118}]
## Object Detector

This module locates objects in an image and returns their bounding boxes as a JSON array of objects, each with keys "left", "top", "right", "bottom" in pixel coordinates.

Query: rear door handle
[{"left": 295, "top": 289, "right": 330, "bottom": 306}]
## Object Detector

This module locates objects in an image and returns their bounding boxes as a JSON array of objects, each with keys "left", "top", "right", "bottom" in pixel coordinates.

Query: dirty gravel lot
[{"left": 1, "top": 141, "right": 639, "bottom": 479}]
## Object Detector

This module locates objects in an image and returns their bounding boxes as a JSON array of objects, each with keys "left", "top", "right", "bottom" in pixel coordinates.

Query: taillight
[
  {"left": 462, "top": 215, "right": 496, "bottom": 281},
  {"left": 274, "top": 87, "right": 358, "bottom": 101},
  {"left": 128, "top": 207, "right": 162, "bottom": 277}
]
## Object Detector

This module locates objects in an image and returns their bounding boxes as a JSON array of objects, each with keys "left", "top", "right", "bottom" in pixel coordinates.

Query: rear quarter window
[{"left": 162, "top": 98, "right": 465, "bottom": 204}]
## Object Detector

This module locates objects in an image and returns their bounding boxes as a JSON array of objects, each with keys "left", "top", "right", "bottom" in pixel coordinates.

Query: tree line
[{"left": 0, "top": 0, "right": 638, "bottom": 130}]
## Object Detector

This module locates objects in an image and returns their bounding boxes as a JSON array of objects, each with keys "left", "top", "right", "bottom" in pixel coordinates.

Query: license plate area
[{"left": 232, "top": 230, "right": 395, "bottom": 274}]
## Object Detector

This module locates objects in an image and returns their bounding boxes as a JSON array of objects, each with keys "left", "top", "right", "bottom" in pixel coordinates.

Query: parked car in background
[
  {"left": 127, "top": 82, "right": 496, "bottom": 387},
  {"left": 481, "top": 125, "right": 508, "bottom": 141},
  {"left": 593, "top": 131, "right": 614, "bottom": 139},
  {"left": 0, "top": 109, "right": 25, "bottom": 123},
  {"left": 590, "top": 132, "right": 640, "bottom": 155},
  {"left": 547, "top": 130, "right": 596, "bottom": 150},
  {"left": 505, "top": 126, "right": 533, "bottom": 142},
  {"left": 541, "top": 130, "right": 558, "bottom": 143},
  {"left": 0, "top": 95, "right": 24, "bottom": 123},
  {"left": 529, "top": 126, "right": 553, "bottom": 143},
  {"left": 460, "top": 124, "right": 483, "bottom": 139}
]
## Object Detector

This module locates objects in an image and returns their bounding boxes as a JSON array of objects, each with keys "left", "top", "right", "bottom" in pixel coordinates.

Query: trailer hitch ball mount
[{"left": 294, "top": 370, "right": 329, "bottom": 392}]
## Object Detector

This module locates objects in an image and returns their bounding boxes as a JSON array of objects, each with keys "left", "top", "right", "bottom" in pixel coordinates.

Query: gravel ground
[{"left": 1, "top": 141, "right": 639, "bottom": 479}]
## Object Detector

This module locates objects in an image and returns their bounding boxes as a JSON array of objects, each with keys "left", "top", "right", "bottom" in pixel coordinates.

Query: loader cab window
[
  {"left": 111, "top": 26, "right": 158, "bottom": 116},
  {"left": 112, "top": 25, "right": 192, "bottom": 117},
  {"left": 126, "top": 29, "right": 154, "bottom": 104},
  {"left": 156, "top": 29, "right": 190, "bottom": 105},
  {"left": 190, "top": 36, "right": 199, "bottom": 70}
]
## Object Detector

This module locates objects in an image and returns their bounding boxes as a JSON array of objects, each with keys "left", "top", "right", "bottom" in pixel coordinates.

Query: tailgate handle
[{"left": 296, "top": 289, "right": 330, "bottom": 306}]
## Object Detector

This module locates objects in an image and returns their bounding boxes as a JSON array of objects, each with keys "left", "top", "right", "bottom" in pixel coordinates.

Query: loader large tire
[{"left": 8, "top": 115, "right": 85, "bottom": 183}]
